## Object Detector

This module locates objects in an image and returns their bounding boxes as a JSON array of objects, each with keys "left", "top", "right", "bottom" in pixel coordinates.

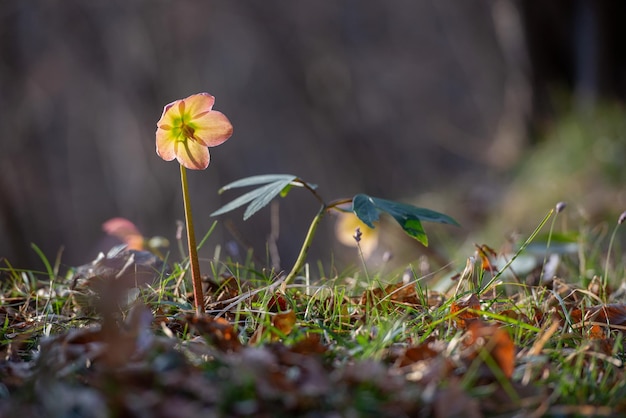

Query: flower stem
[
  {"left": 180, "top": 165, "right": 204, "bottom": 315},
  {"left": 281, "top": 204, "right": 327, "bottom": 292},
  {"left": 603, "top": 221, "right": 623, "bottom": 300}
]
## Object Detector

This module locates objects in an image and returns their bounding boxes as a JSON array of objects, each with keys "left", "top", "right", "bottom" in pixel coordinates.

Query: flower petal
[
  {"left": 175, "top": 138, "right": 210, "bottom": 170},
  {"left": 156, "top": 100, "right": 182, "bottom": 129},
  {"left": 156, "top": 127, "right": 178, "bottom": 161},
  {"left": 192, "top": 110, "right": 234, "bottom": 147},
  {"left": 183, "top": 93, "right": 216, "bottom": 119}
]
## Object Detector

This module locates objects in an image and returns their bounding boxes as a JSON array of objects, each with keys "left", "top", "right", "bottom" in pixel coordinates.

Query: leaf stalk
[{"left": 281, "top": 203, "right": 327, "bottom": 292}]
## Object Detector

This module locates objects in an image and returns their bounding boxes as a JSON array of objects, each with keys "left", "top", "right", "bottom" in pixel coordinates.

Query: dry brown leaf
[
  {"left": 248, "top": 292, "right": 297, "bottom": 344},
  {"left": 450, "top": 293, "right": 481, "bottom": 328},
  {"left": 570, "top": 304, "right": 626, "bottom": 330},
  {"left": 475, "top": 243, "right": 498, "bottom": 274},
  {"left": 290, "top": 334, "right": 327, "bottom": 355},
  {"left": 250, "top": 310, "right": 297, "bottom": 345},
  {"left": 396, "top": 343, "right": 439, "bottom": 367},
  {"left": 568, "top": 304, "right": 626, "bottom": 354},
  {"left": 184, "top": 314, "right": 241, "bottom": 352},
  {"left": 465, "top": 321, "right": 515, "bottom": 379},
  {"left": 358, "top": 286, "right": 384, "bottom": 306},
  {"left": 545, "top": 279, "right": 582, "bottom": 310},
  {"left": 267, "top": 293, "right": 290, "bottom": 312},
  {"left": 203, "top": 275, "right": 244, "bottom": 307},
  {"left": 385, "top": 282, "right": 421, "bottom": 305},
  {"left": 532, "top": 306, "right": 546, "bottom": 327},
  {"left": 588, "top": 324, "right": 606, "bottom": 340},
  {"left": 358, "top": 282, "right": 423, "bottom": 308},
  {"left": 272, "top": 310, "right": 297, "bottom": 336},
  {"left": 592, "top": 304, "right": 626, "bottom": 325}
]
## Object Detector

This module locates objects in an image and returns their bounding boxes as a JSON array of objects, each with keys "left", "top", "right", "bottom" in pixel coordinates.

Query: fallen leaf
[
  {"left": 386, "top": 282, "right": 421, "bottom": 305},
  {"left": 568, "top": 304, "right": 626, "bottom": 356},
  {"left": 272, "top": 310, "right": 297, "bottom": 336},
  {"left": 358, "top": 282, "right": 422, "bottom": 308},
  {"left": 475, "top": 243, "right": 498, "bottom": 274},
  {"left": 465, "top": 321, "right": 515, "bottom": 379},
  {"left": 588, "top": 324, "right": 605, "bottom": 339},
  {"left": 267, "top": 293, "right": 290, "bottom": 312},
  {"left": 544, "top": 279, "right": 582, "bottom": 311},
  {"left": 570, "top": 304, "right": 626, "bottom": 330},
  {"left": 395, "top": 342, "right": 439, "bottom": 367},
  {"left": 204, "top": 275, "right": 245, "bottom": 308},
  {"left": 250, "top": 309, "right": 297, "bottom": 344},
  {"left": 450, "top": 293, "right": 481, "bottom": 328},
  {"left": 290, "top": 334, "right": 327, "bottom": 355},
  {"left": 183, "top": 314, "right": 241, "bottom": 352}
]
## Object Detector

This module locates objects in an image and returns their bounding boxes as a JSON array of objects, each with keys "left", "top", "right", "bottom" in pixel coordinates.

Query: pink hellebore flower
[{"left": 156, "top": 93, "right": 233, "bottom": 170}]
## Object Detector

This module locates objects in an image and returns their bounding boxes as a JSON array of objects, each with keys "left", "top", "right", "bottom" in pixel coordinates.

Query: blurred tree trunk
[
  {"left": 487, "top": 0, "right": 531, "bottom": 170},
  {"left": 519, "top": 0, "right": 626, "bottom": 128}
]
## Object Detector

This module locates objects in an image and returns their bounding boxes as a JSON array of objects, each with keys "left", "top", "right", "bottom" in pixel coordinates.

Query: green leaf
[
  {"left": 279, "top": 183, "right": 293, "bottom": 198},
  {"left": 243, "top": 180, "right": 293, "bottom": 220},
  {"left": 211, "top": 174, "right": 316, "bottom": 221},
  {"left": 352, "top": 194, "right": 459, "bottom": 246},
  {"left": 211, "top": 183, "right": 275, "bottom": 218},
  {"left": 352, "top": 195, "right": 381, "bottom": 228},
  {"left": 218, "top": 174, "right": 298, "bottom": 193}
]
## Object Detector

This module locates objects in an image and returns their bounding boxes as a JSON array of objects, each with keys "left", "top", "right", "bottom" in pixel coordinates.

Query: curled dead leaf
[
  {"left": 267, "top": 293, "right": 290, "bottom": 312},
  {"left": 570, "top": 304, "right": 626, "bottom": 331},
  {"left": 184, "top": 314, "right": 241, "bottom": 352},
  {"left": 250, "top": 309, "right": 297, "bottom": 344},
  {"left": 358, "top": 282, "right": 423, "bottom": 309},
  {"left": 203, "top": 275, "right": 248, "bottom": 310},
  {"left": 450, "top": 293, "right": 481, "bottom": 328},
  {"left": 475, "top": 243, "right": 498, "bottom": 274},
  {"left": 569, "top": 304, "right": 626, "bottom": 354},
  {"left": 272, "top": 310, "right": 297, "bottom": 336},
  {"left": 588, "top": 324, "right": 606, "bottom": 340},
  {"left": 385, "top": 282, "right": 421, "bottom": 305},
  {"left": 395, "top": 343, "right": 439, "bottom": 368}
]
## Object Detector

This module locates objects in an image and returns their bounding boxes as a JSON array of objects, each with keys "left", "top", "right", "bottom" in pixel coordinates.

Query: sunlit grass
[{"left": 2, "top": 203, "right": 626, "bottom": 416}]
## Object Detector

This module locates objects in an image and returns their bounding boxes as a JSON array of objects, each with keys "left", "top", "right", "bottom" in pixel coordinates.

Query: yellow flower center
[{"left": 181, "top": 124, "right": 195, "bottom": 140}]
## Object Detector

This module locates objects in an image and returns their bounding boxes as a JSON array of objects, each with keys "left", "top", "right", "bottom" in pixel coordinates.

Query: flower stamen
[{"left": 181, "top": 124, "right": 195, "bottom": 140}]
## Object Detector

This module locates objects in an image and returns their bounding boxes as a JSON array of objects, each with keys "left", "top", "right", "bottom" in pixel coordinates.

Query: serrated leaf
[{"left": 352, "top": 194, "right": 459, "bottom": 246}]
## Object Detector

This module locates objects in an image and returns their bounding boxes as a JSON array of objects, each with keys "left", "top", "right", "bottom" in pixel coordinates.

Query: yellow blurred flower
[{"left": 335, "top": 212, "right": 379, "bottom": 258}]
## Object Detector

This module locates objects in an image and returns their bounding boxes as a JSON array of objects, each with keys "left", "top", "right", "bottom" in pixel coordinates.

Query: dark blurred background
[{"left": 1, "top": 0, "right": 626, "bottom": 274}]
